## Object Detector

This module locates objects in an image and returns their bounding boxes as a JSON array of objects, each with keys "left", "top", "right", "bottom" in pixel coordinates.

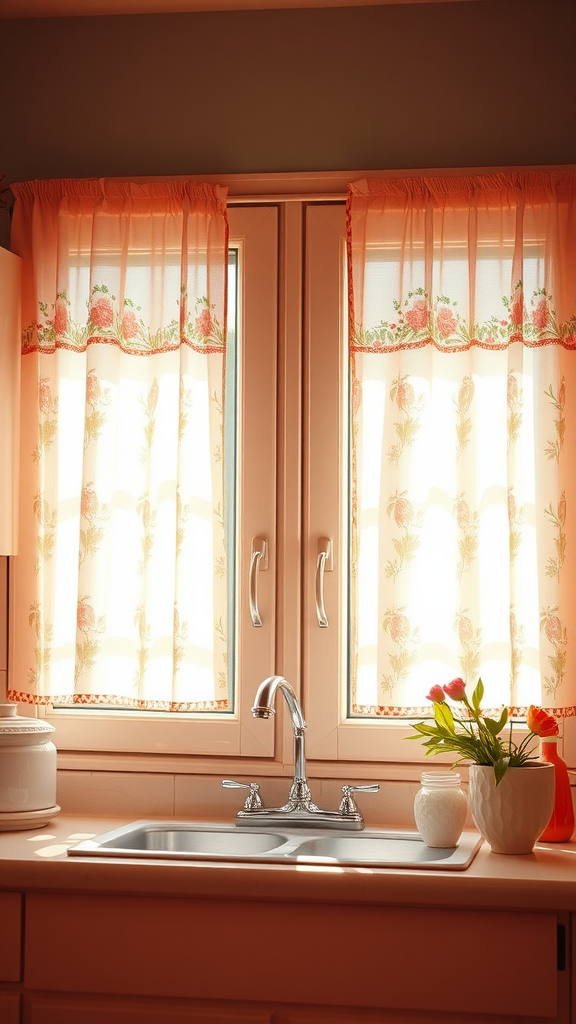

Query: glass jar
[{"left": 414, "top": 771, "right": 468, "bottom": 848}]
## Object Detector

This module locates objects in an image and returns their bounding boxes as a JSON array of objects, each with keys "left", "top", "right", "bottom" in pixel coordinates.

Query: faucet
[{"left": 222, "top": 675, "right": 379, "bottom": 830}]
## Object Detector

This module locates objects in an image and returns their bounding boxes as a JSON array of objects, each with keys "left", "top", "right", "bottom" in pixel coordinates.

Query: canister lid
[{"left": 0, "top": 703, "right": 55, "bottom": 735}]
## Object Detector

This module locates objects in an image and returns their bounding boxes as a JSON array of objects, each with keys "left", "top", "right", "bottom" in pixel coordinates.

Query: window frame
[
  {"left": 8, "top": 167, "right": 574, "bottom": 775},
  {"left": 28, "top": 204, "right": 279, "bottom": 759}
]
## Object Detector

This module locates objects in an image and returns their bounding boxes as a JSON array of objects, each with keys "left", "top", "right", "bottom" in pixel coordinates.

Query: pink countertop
[{"left": 1, "top": 813, "right": 575, "bottom": 911}]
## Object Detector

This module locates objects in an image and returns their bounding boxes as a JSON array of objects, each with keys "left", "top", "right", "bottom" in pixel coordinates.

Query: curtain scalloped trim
[
  {"left": 7, "top": 690, "right": 230, "bottom": 713},
  {"left": 352, "top": 704, "right": 576, "bottom": 719}
]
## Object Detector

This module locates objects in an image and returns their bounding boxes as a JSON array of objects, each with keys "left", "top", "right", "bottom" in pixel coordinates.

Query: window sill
[{"left": 56, "top": 748, "right": 453, "bottom": 784}]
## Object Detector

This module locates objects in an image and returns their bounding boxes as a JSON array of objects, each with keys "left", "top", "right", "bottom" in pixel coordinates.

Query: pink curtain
[
  {"left": 9, "top": 178, "right": 230, "bottom": 711},
  {"left": 347, "top": 172, "right": 576, "bottom": 718}
]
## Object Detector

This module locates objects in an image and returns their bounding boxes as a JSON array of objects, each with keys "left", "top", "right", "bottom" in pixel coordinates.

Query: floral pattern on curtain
[
  {"left": 9, "top": 178, "right": 230, "bottom": 711},
  {"left": 347, "top": 173, "right": 576, "bottom": 719}
]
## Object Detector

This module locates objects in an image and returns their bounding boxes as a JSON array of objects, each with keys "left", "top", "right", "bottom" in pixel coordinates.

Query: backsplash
[{"left": 56, "top": 769, "right": 475, "bottom": 830}]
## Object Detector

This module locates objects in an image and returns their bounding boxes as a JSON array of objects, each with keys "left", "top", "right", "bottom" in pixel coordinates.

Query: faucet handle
[
  {"left": 221, "top": 779, "right": 263, "bottom": 811},
  {"left": 339, "top": 783, "right": 380, "bottom": 816}
]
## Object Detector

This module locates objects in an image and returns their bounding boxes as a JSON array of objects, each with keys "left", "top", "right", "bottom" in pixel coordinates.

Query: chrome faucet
[{"left": 222, "top": 675, "right": 379, "bottom": 830}]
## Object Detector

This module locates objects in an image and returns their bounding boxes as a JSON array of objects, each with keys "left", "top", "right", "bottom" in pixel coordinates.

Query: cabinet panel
[
  {"left": 26, "top": 894, "right": 558, "bottom": 1017},
  {"left": 0, "top": 991, "right": 20, "bottom": 1024},
  {"left": 26, "top": 992, "right": 272, "bottom": 1023},
  {"left": 0, "top": 892, "right": 22, "bottom": 982}
]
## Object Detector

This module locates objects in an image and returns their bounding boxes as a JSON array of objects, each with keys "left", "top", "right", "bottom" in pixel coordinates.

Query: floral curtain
[
  {"left": 9, "top": 178, "right": 230, "bottom": 711},
  {"left": 347, "top": 172, "right": 576, "bottom": 719}
]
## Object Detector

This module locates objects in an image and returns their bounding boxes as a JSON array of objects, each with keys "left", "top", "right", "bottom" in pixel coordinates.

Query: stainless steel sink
[{"left": 67, "top": 821, "right": 483, "bottom": 869}]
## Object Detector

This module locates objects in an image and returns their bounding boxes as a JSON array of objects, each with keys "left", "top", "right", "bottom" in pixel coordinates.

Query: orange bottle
[{"left": 539, "top": 738, "right": 574, "bottom": 842}]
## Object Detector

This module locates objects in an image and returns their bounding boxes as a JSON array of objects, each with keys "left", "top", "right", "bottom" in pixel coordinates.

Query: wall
[{"left": 1, "top": 0, "right": 575, "bottom": 238}]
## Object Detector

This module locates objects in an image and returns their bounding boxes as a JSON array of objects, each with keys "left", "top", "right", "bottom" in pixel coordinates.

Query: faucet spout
[{"left": 252, "top": 675, "right": 307, "bottom": 787}]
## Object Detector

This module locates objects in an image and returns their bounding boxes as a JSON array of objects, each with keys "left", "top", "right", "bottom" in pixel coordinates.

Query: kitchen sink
[{"left": 67, "top": 821, "right": 483, "bottom": 869}]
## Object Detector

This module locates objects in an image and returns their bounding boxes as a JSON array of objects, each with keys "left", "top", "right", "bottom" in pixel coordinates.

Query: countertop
[{"left": 1, "top": 813, "right": 575, "bottom": 912}]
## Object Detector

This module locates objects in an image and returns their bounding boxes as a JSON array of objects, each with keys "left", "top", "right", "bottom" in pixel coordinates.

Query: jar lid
[
  {"left": 420, "top": 770, "right": 461, "bottom": 786},
  {"left": 0, "top": 703, "right": 55, "bottom": 735}
]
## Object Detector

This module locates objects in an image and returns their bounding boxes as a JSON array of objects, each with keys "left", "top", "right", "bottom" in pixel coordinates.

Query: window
[{"left": 9, "top": 172, "right": 576, "bottom": 773}]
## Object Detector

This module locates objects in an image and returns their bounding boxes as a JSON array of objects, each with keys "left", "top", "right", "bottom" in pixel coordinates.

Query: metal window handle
[
  {"left": 315, "top": 537, "right": 333, "bottom": 628},
  {"left": 249, "top": 537, "right": 268, "bottom": 627}
]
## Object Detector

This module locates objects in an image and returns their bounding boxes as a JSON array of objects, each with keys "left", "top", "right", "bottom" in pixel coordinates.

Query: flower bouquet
[{"left": 409, "top": 677, "right": 558, "bottom": 785}]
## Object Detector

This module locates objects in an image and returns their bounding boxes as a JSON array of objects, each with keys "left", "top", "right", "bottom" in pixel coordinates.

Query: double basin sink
[{"left": 68, "top": 820, "right": 482, "bottom": 870}]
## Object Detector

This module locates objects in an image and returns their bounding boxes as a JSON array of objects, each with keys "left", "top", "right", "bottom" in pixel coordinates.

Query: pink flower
[
  {"left": 195, "top": 307, "right": 212, "bottom": 339},
  {"left": 77, "top": 599, "right": 95, "bottom": 633},
  {"left": 510, "top": 298, "right": 524, "bottom": 327},
  {"left": 426, "top": 684, "right": 445, "bottom": 703},
  {"left": 90, "top": 296, "right": 114, "bottom": 329},
  {"left": 543, "top": 612, "right": 563, "bottom": 645},
  {"left": 85, "top": 370, "right": 100, "bottom": 406},
  {"left": 122, "top": 310, "right": 139, "bottom": 340},
  {"left": 436, "top": 306, "right": 457, "bottom": 339},
  {"left": 81, "top": 485, "right": 99, "bottom": 520},
  {"left": 405, "top": 299, "right": 428, "bottom": 332},
  {"left": 507, "top": 373, "right": 518, "bottom": 407},
  {"left": 458, "top": 376, "right": 474, "bottom": 413},
  {"left": 507, "top": 489, "right": 517, "bottom": 522},
  {"left": 38, "top": 379, "right": 52, "bottom": 414},
  {"left": 456, "top": 498, "right": 470, "bottom": 529},
  {"left": 443, "top": 677, "right": 466, "bottom": 701},
  {"left": 54, "top": 299, "right": 68, "bottom": 335},
  {"left": 531, "top": 299, "right": 548, "bottom": 332},
  {"left": 390, "top": 495, "right": 413, "bottom": 528},
  {"left": 388, "top": 612, "right": 410, "bottom": 644},
  {"left": 391, "top": 378, "right": 414, "bottom": 411}
]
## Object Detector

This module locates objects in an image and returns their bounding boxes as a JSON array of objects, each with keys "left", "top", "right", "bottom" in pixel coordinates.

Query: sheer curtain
[
  {"left": 9, "top": 178, "right": 230, "bottom": 711},
  {"left": 347, "top": 172, "right": 576, "bottom": 719}
]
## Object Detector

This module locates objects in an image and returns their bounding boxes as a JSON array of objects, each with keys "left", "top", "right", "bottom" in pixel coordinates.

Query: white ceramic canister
[
  {"left": 413, "top": 770, "right": 468, "bottom": 848},
  {"left": 0, "top": 704, "right": 57, "bottom": 813}
]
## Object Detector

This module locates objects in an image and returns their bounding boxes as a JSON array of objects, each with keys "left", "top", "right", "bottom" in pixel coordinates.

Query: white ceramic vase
[{"left": 468, "top": 762, "right": 555, "bottom": 855}]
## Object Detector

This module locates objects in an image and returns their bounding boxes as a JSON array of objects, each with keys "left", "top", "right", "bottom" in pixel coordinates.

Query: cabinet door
[
  {"left": 0, "top": 892, "right": 22, "bottom": 982},
  {"left": 26, "top": 893, "right": 562, "bottom": 1018},
  {"left": 0, "top": 992, "right": 20, "bottom": 1024}
]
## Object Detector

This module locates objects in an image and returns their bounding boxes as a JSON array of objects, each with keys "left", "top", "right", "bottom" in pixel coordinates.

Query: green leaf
[
  {"left": 434, "top": 701, "right": 455, "bottom": 734},
  {"left": 471, "top": 678, "right": 484, "bottom": 711},
  {"left": 493, "top": 757, "right": 510, "bottom": 786},
  {"left": 409, "top": 723, "right": 440, "bottom": 737},
  {"left": 493, "top": 707, "right": 508, "bottom": 734},
  {"left": 484, "top": 716, "right": 504, "bottom": 736}
]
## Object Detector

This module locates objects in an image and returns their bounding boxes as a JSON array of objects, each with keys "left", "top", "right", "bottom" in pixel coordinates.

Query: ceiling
[{"left": 0, "top": 0, "right": 486, "bottom": 17}]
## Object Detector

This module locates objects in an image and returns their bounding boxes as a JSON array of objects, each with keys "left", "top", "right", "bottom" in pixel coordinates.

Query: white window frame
[
  {"left": 27, "top": 205, "right": 279, "bottom": 759},
  {"left": 303, "top": 203, "right": 429, "bottom": 764},
  {"left": 8, "top": 168, "right": 573, "bottom": 774},
  {"left": 302, "top": 201, "right": 575, "bottom": 769}
]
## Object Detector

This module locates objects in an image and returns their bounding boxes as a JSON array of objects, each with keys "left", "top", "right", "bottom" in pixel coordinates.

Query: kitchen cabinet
[
  {"left": 0, "top": 889, "right": 570, "bottom": 1024},
  {"left": 0, "top": 891, "right": 22, "bottom": 982}
]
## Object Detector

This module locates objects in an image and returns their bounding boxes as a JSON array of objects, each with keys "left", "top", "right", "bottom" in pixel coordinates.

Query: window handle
[
  {"left": 315, "top": 537, "right": 333, "bottom": 628},
  {"left": 249, "top": 537, "right": 268, "bottom": 627}
]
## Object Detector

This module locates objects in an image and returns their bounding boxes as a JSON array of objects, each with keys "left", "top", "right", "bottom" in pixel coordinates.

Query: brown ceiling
[{"left": 0, "top": 0, "right": 486, "bottom": 17}]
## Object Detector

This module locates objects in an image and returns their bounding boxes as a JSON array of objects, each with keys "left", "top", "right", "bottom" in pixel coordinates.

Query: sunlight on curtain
[
  {"left": 9, "top": 178, "right": 230, "bottom": 711},
  {"left": 347, "top": 173, "right": 576, "bottom": 718}
]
